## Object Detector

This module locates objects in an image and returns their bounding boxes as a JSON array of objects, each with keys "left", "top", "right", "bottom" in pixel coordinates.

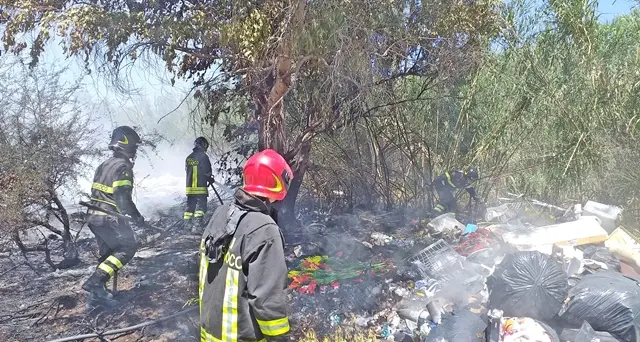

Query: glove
[{"left": 208, "top": 176, "right": 216, "bottom": 186}]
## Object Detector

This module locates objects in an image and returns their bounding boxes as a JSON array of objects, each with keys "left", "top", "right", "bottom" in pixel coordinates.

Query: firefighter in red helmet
[{"left": 199, "top": 149, "right": 293, "bottom": 342}]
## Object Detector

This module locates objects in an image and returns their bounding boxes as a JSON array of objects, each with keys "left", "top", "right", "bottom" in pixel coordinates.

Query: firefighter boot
[{"left": 82, "top": 271, "right": 118, "bottom": 308}]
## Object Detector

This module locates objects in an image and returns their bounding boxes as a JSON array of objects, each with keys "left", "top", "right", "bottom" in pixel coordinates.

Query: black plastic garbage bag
[
  {"left": 487, "top": 251, "right": 569, "bottom": 320},
  {"left": 424, "top": 309, "right": 487, "bottom": 342},
  {"left": 559, "top": 271, "right": 640, "bottom": 342},
  {"left": 582, "top": 245, "right": 621, "bottom": 272}
]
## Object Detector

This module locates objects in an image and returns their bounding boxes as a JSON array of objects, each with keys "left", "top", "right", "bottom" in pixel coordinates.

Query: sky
[
  {"left": 598, "top": 0, "right": 637, "bottom": 21},
  {"left": 4, "top": 1, "right": 637, "bottom": 216}
]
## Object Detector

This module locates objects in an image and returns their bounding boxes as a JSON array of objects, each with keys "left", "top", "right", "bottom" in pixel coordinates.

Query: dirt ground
[{"left": 0, "top": 223, "right": 202, "bottom": 342}]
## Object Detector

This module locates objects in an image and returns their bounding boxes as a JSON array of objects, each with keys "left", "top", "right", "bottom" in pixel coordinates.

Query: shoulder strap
[{"left": 203, "top": 203, "right": 249, "bottom": 263}]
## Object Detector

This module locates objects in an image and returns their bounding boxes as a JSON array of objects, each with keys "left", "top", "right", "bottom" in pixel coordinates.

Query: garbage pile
[{"left": 286, "top": 197, "right": 640, "bottom": 341}]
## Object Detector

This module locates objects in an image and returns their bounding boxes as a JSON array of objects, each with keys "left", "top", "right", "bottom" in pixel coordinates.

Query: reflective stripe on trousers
[
  {"left": 256, "top": 317, "right": 290, "bottom": 336},
  {"left": 200, "top": 327, "right": 266, "bottom": 342},
  {"left": 97, "top": 255, "right": 125, "bottom": 278},
  {"left": 187, "top": 186, "right": 208, "bottom": 195}
]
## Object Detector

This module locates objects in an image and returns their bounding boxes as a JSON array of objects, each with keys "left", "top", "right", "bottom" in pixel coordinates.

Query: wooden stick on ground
[{"left": 45, "top": 306, "right": 198, "bottom": 342}]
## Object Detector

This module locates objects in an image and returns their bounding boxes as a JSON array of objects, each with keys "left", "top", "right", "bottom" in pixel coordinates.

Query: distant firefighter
[
  {"left": 432, "top": 168, "right": 480, "bottom": 216},
  {"left": 184, "top": 136, "right": 214, "bottom": 233}
]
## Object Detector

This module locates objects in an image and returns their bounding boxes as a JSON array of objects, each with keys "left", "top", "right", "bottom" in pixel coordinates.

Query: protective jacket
[
  {"left": 89, "top": 153, "right": 143, "bottom": 220},
  {"left": 186, "top": 146, "right": 213, "bottom": 196},
  {"left": 199, "top": 189, "right": 290, "bottom": 342},
  {"left": 433, "top": 170, "right": 478, "bottom": 199}
]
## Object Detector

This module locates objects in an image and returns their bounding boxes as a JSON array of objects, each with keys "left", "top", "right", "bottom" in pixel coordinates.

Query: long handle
[
  {"left": 209, "top": 183, "right": 224, "bottom": 205},
  {"left": 79, "top": 201, "right": 132, "bottom": 221},
  {"left": 78, "top": 201, "right": 164, "bottom": 232}
]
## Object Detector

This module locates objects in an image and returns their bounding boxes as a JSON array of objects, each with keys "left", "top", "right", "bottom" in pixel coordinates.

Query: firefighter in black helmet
[
  {"left": 82, "top": 126, "right": 145, "bottom": 307},
  {"left": 184, "top": 136, "right": 214, "bottom": 232},
  {"left": 432, "top": 168, "right": 480, "bottom": 216}
]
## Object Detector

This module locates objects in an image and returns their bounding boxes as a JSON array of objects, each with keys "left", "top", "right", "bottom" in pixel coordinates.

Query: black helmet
[
  {"left": 194, "top": 136, "right": 209, "bottom": 151},
  {"left": 465, "top": 168, "right": 479, "bottom": 181},
  {"left": 108, "top": 126, "right": 141, "bottom": 159}
]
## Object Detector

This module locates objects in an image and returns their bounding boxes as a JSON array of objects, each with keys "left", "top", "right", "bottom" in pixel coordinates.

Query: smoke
[{"left": 61, "top": 82, "right": 216, "bottom": 219}]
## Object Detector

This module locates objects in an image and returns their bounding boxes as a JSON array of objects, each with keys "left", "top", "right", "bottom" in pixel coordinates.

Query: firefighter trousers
[
  {"left": 184, "top": 194, "right": 208, "bottom": 221},
  {"left": 433, "top": 187, "right": 457, "bottom": 215},
  {"left": 87, "top": 214, "right": 137, "bottom": 281}
]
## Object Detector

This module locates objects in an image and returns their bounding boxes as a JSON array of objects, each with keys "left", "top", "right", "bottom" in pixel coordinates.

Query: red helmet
[{"left": 242, "top": 149, "right": 293, "bottom": 201}]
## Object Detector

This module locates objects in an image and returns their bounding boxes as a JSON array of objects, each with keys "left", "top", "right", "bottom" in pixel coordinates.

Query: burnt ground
[
  {"left": 0, "top": 206, "right": 439, "bottom": 342},
  {"left": 0, "top": 221, "right": 202, "bottom": 342}
]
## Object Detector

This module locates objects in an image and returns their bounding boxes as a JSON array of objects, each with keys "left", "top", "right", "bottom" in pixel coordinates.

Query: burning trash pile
[{"left": 286, "top": 197, "right": 640, "bottom": 341}]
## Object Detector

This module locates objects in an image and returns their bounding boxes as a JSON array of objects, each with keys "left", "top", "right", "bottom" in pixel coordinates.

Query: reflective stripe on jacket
[
  {"left": 433, "top": 170, "right": 477, "bottom": 199},
  {"left": 199, "top": 189, "right": 290, "bottom": 342},
  {"left": 186, "top": 147, "right": 212, "bottom": 196},
  {"left": 89, "top": 156, "right": 134, "bottom": 212},
  {"left": 434, "top": 170, "right": 471, "bottom": 190}
]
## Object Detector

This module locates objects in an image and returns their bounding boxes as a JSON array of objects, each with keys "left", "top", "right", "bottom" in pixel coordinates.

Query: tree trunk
[
  {"left": 279, "top": 139, "right": 311, "bottom": 227},
  {"left": 50, "top": 192, "right": 79, "bottom": 269},
  {"left": 51, "top": 193, "right": 71, "bottom": 243},
  {"left": 254, "top": 0, "right": 307, "bottom": 156},
  {"left": 251, "top": 0, "right": 308, "bottom": 226}
]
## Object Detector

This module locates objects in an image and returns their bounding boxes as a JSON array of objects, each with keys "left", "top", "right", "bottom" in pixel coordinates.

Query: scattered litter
[
  {"left": 582, "top": 245, "right": 620, "bottom": 272},
  {"left": 371, "top": 232, "right": 393, "bottom": 246},
  {"left": 556, "top": 245, "right": 585, "bottom": 277},
  {"left": 355, "top": 315, "right": 370, "bottom": 327},
  {"left": 428, "top": 213, "right": 464, "bottom": 236},
  {"left": 288, "top": 255, "right": 394, "bottom": 295},
  {"left": 393, "top": 287, "right": 411, "bottom": 298},
  {"left": 485, "top": 203, "right": 520, "bottom": 222},
  {"left": 606, "top": 227, "right": 640, "bottom": 252},
  {"left": 500, "top": 317, "right": 559, "bottom": 342},
  {"left": 487, "top": 251, "right": 568, "bottom": 321},
  {"left": 456, "top": 228, "right": 497, "bottom": 257},
  {"left": 464, "top": 223, "right": 479, "bottom": 234},
  {"left": 380, "top": 322, "right": 391, "bottom": 338},
  {"left": 425, "top": 300, "right": 443, "bottom": 324},
  {"left": 582, "top": 201, "right": 622, "bottom": 234},
  {"left": 409, "top": 239, "right": 482, "bottom": 291},
  {"left": 605, "top": 228, "right": 640, "bottom": 275},
  {"left": 361, "top": 241, "right": 374, "bottom": 249},
  {"left": 425, "top": 309, "right": 487, "bottom": 342},
  {"left": 500, "top": 216, "right": 609, "bottom": 254},
  {"left": 329, "top": 312, "right": 341, "bottom": 326}
]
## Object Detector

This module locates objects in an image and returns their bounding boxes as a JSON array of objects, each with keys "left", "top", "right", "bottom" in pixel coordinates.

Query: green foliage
[
  {"left": 3, "top": 0, "right": 639, "bottom": 226},
  {"left": 304, "top": 3, "right": 640, "bottom": 223},
  {"left": 0, "top": 58, "right": 100, "bottom": 258}
]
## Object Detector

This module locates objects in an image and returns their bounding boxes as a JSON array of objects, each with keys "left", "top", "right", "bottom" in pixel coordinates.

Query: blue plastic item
[{"left": 464, "top": 223, "right": 478, "bottom": 234}]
